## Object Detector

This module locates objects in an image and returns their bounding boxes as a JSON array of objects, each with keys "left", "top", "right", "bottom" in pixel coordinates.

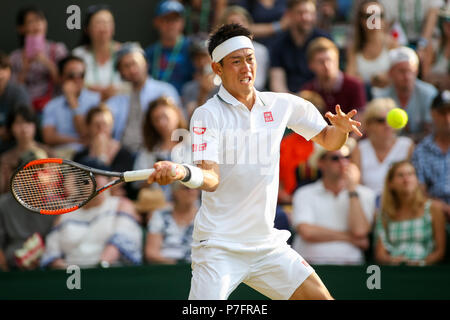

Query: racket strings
[{"left": 12, "top": 163, "right": 94, "bottom": 212}]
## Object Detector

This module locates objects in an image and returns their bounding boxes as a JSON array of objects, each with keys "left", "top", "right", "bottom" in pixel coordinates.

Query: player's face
[{"left": 216, "top": 48, "right": 256, "bottom": 95}]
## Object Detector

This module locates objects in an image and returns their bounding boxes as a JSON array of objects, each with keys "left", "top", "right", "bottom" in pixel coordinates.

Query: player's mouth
[{"left": 240, "top": 76, "right": 252, "bottom": 84}]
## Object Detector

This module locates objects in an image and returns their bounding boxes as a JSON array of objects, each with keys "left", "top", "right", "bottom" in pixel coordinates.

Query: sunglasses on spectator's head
[{"left": 66, "top": 72, "right": 85, "bottom": 80}]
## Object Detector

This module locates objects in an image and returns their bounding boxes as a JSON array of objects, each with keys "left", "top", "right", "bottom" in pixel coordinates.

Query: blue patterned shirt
[{"left": 412, "top": 135, "right": 450, "bottom": 204}]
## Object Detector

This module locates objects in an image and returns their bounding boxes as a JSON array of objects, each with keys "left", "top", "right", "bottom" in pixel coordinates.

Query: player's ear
[{"left": 211, "top": 61, "right": 222, "bottom": 76}]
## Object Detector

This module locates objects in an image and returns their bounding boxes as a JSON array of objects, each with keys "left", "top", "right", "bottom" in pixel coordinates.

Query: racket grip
[{"left": 123, "top": 169, "right": 155, "bottom": 182}]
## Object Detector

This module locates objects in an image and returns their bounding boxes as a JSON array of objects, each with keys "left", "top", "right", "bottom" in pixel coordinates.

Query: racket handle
[{"left": 123, "top": 169, "right": 155, "bottom": 182}]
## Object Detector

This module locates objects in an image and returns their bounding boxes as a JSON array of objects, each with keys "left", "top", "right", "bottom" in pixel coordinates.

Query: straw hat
[{"left": 134, "top": 187, "right": 168, "bottom": 213}]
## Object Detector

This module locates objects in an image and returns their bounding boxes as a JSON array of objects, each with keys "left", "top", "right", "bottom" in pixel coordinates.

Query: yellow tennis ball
[{"left": 386, "top": 108, "right": 408, "bottom": 129}]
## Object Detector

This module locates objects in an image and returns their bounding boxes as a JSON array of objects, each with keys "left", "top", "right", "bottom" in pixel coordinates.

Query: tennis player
[{"left": 147, "top": 24, "right": 362, "bottom": 300}]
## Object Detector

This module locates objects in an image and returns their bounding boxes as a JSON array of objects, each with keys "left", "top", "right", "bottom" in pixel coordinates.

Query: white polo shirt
[
  {"left": 292, "top": 180, "right": 376, "bottom": 264},
  {"left": 190, "top": 85, "right": 327, "bottom": 248}
]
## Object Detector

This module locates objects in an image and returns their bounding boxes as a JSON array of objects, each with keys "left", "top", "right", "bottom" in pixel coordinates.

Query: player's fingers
[
  {"left": 346, "top": 109, "right": 358, "bottom": 118},
  {"left": 352, "top": 125, "right": 363, "bottom": 137},
  {"left": 335, "top": 105, "right": 345, "bottom": 116}
]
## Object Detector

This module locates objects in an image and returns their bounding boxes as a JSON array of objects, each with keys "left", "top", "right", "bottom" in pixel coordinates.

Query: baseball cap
[
  {"left": 156, "top": 0, "right": 184, "bottom": 17},
  {"left": 431, "top": 90, "right": 450, "bottom": 110},
  {"left": 388, "top": 46, "right": 419, "bottom": 69}
]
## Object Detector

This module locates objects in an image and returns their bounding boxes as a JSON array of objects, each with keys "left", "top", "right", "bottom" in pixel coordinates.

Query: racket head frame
[{"left": 10, "top": 158, "right": 125, "bottom": 215}]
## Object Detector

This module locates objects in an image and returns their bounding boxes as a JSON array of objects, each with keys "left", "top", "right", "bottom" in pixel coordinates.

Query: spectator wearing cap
[
  {"left": 106, "top": 43, "right": 181, "bottom": 154},
  {"left": 181, "top": 34, "right": 219, "bottom": 120},
  {"left": 412, "top": 90, "right": 450, "bottom": 221},
  {"left": 0, "top": 52, "right": 30, "bottom": 152},
  {"left": 219, "top": 5, "right": 270, "bottom": 91},
  {"left": 301, "top": 37, "right": 367, "bottom": 114},
  {"left": 72, "top": 4, "right": 125, "bottom": 102},
  {"left": 41, "top": 55, "right": 101, "bottom": 158},
  {"left": 145, "top": 0, "right": 195, "bottom": 94},
  {"left": 373, "top": 46, "right": 438, "bottom": 141},
  {"left": 292, "top": 141, "right": 376, "bottom": 265}
]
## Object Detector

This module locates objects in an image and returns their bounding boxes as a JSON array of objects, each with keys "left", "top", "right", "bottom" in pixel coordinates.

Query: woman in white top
[
  {"left": 351, "top": 98, "right": 414, "bottom": 202},
  {"left": 346, "top": 1, "right": 397, "bottom": 94},
  {"left": 72, "top": 5, "right": 124, "bottom": 101}
]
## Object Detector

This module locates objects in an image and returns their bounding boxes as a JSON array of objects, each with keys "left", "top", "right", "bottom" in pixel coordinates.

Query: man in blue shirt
[
  {"left": 107, "top": 43, "right": 181, "bottom": 153},
  {"left": 42, "top": 55, "right": 100, "bottom": 157},
  {"left": 412, "top": 90, "right": 450, "bottom": 220},
  {"left": 145, "top": 0, "right": 194, "bottom": 94},
  {"left": 269, "top": 0, "right": 332, "bottom": 93}
]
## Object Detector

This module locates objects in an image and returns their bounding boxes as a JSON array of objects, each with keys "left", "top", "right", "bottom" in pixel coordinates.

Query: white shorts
[{"left": 188, "top": 240, "right": 315, "bottom": 300}]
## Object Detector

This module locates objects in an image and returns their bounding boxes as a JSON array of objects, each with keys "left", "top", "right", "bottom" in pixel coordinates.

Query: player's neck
[{"left": 227, "top": 86, "right": 256, "bottom": 110}]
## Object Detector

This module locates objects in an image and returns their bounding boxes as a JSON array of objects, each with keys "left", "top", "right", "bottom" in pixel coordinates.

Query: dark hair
[
  {"left": 79, "top": 4, "right": 114, "bottom": 47},
  {"left": 85, "top": 103, "right": 114, "bottom": 126},
  {"left": 207, "top": 24, "right": 253, "bottom": 61},
  {"left": 6, "top": 104, "right": 37, "bottom": 132},
  {"left": 0, "top": 51, "right": 11, "bottom": 69},
  {"left": 143, "top": 96, "right": 187, "bottom": 151},
  {"left": 57, "top": 55, "right": 85, "bottom": 75},
  {"left": 287, "top": 0, "right": 316, "bottom": 10},
  {"left": 16, "top": 6, "right": 46, "bottom": 47},
  {"left": 353, "top": 1, "right": 385, "bottom": 52}
]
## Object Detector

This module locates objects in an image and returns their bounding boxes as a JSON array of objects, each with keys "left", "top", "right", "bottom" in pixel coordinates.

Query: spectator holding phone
[{"left": 10, "top": 6, "right": 67, "bottom": 113}]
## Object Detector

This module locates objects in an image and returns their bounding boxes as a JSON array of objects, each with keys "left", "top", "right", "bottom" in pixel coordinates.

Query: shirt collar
[{"left": 217, "top": 85, "right": 265, "bottom": 108}]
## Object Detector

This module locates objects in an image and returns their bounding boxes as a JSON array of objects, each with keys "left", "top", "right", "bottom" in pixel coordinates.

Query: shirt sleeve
[
  {"left": 41, "top": 100, "right": 57, "bottom": 128},
  {"left": 292, "top": 187, "right": 316, "bottom": 227},
  {"left": 190, "top": 106, "right": 220, "bottom": 164},
  {"left": 358, "top": 187, "right": 377, "bottom": 224},
  {"left": 286, "top": 94, "right": 328, "bottom": 141}
]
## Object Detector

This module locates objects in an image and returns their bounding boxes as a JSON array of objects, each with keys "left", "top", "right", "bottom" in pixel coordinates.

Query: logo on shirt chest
[
  {"left": 263, "top": 112, "right": 274, "bottom": 122},
  {"left": 193, "top": 127, "right": 206, "bottom": 135}
]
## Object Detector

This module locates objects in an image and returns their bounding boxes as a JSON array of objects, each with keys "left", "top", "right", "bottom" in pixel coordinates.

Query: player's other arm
[
  {"left": 312, "top": 105, "right": 362, "bottom": 151},
  {"left": 147, "top": 160, "right": 220, "bottom": 192}
]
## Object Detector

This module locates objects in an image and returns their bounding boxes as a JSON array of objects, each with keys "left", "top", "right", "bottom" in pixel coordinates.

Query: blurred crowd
[{"left": 0, "top": 0, "right": 449, "bottom": 271}]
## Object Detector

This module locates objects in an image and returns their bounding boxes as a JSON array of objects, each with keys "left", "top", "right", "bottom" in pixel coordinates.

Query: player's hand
[
  {"left": 325, "top": 105, "right": 362, "bottom": 137},
  {"left": 147, "top": 161, "right": 186, "bottom": 186}
]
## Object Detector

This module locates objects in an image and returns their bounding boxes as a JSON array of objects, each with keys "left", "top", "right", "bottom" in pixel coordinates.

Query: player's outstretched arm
[
  {"left": 147, "top": 160, "right": 220, "bottom": 192},
  {"left": 312, "top": 104, "right": 362, "bottom": 151}
]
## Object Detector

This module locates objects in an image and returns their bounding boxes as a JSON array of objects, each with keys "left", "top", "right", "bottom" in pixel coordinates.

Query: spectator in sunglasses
[
  {"left": 292, "top": 140, "right": 376, "bottom": 265},
  {"left": 351, "top": 98, "right": 414, "bottom": 205},
  {"left": 41, "top": 55, "right": 100, "bottom": 159}
]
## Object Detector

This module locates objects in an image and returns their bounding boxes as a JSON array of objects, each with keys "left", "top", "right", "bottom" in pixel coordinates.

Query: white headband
[{"left": 211, "top": 36, "right": 254, "bottom": 62}]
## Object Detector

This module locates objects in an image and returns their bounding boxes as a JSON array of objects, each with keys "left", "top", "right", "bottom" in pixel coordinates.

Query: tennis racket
[{"left": 10, "top": 158, "right": 173, "bottom": 215}]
